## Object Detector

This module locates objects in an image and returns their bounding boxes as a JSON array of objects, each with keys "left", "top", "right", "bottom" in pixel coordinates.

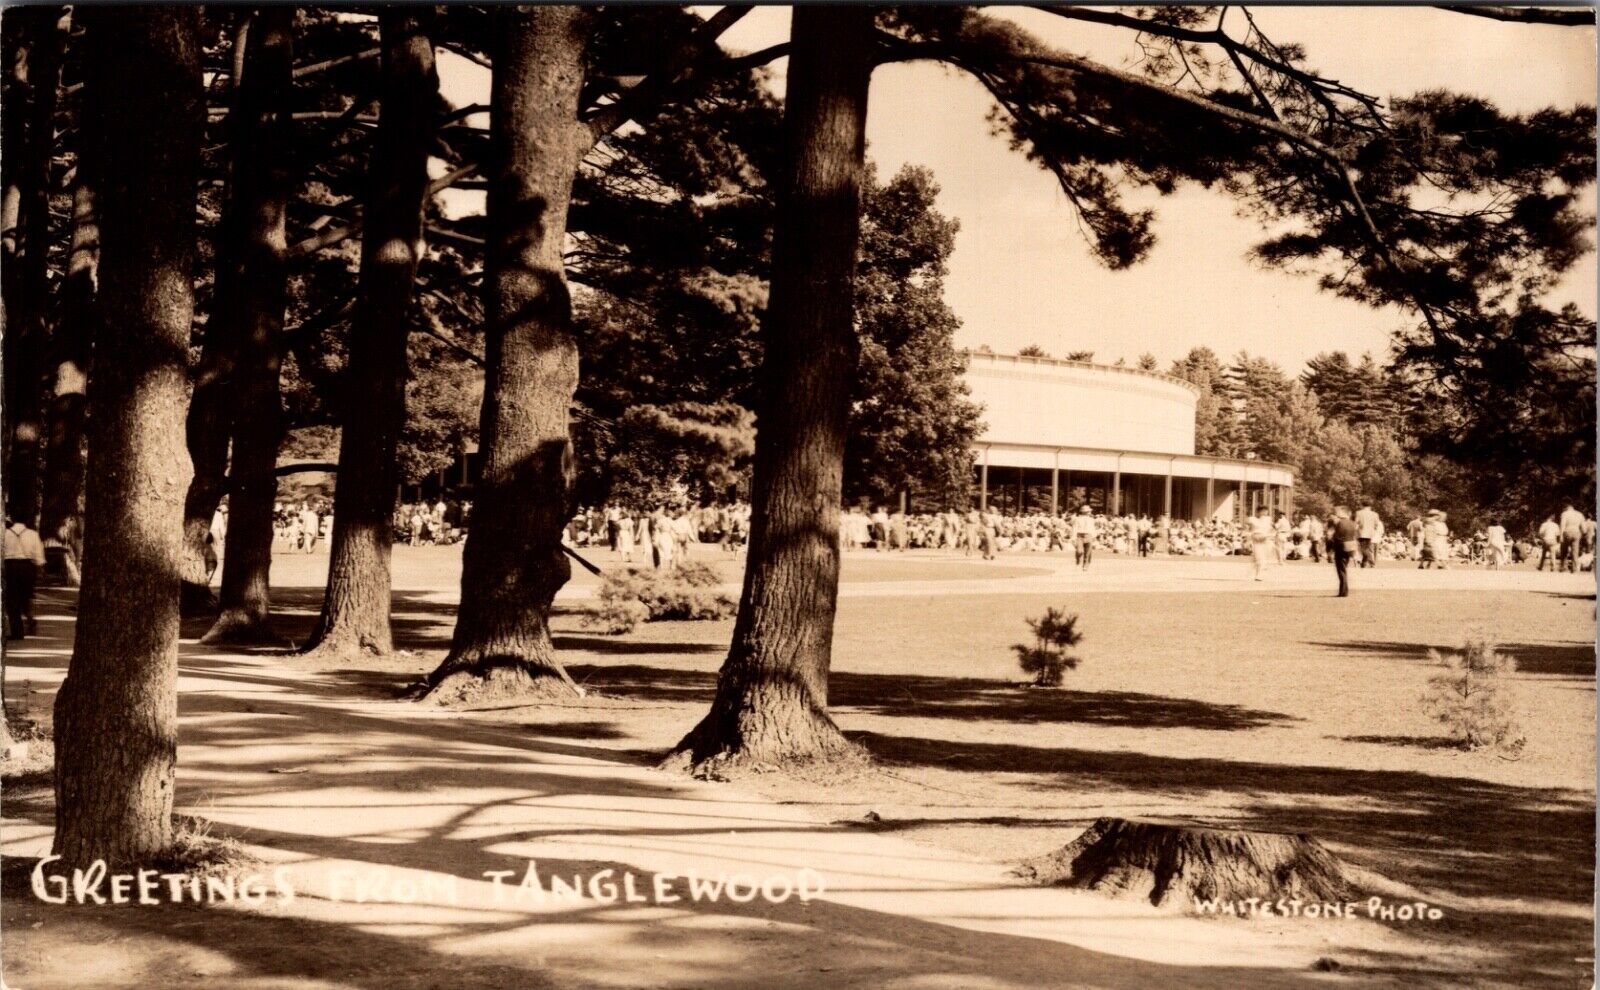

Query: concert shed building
[{"left": 963, "top": 351, "right": 1295, "bottom": 521}]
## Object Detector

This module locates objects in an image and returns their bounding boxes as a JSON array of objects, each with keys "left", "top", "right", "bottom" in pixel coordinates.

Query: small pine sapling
[
  {"left": 1421, "top": 637, "right": 1525, "bottom": 752},
  {"left": 1014, "top": 607, "right": 1084, "bottom": 687}
]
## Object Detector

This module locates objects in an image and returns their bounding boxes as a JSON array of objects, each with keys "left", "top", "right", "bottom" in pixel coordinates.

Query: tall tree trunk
[
  {"left": 39, "top": 172, "right": 97, "bottom": 585},
  {"left": 177, "top": 13, "right": 250, "bottom": 608},
  {"left": 2, "top": 6, "right": 64, "bottom": 525},
  {"left": 667, "top": 6, "right": 874, "bottom": 771},
  {"left": 53, "top": 6, "right": 201, "bottom": 867},
  {"left": 202, "top": 8, "right": 295, "bottom": 646},
  {"left": 302, "top": 11, "right": 437, "bottom": 659},
  {"left": 415, "top": 6, "right": 590, "bottom": 705}
]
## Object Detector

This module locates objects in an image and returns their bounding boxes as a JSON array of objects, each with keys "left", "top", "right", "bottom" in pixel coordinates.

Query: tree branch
[
  {"left": 1437, "top": 5, "right": 1593, "bottom": 25},
  {"left": 289, "top": 162, "right": 478, "bottom": 258},
  {"left": 584, "top": 4, "right": 752, "bottom": 141},
  {"left": 292, "top": 47, "right": 381, "bottom": 80},
  {"left": 1034, "top": 5, "right": 1386, "bottom": 125},
  {"left": 882, "top": 34, "right": 1446, "bottom": 338}
]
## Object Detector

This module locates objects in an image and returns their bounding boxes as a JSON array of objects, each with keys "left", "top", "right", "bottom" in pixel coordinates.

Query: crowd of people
[
  {"left": 561, "top": 504, "right": 752, "bottom": 568},
  {"left": 204, "top": 493, "right": 1600, "bottom": 578},
  {"left": 830, "top": 502, "right": 1600, "bottom": 572},
  {"left": 393, "top": 499, "right": 471, "bottom": 547}
]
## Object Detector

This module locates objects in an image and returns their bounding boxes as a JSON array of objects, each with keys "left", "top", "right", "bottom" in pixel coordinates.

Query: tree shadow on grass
[
  {"left": 831, "top": 673, "right": 1296, "bottom": 730},
  {"left": 1337, "top": 734, "right": 1463, "bottom": 750},
  {"left": 552, "top": 635, "right": 724, "bottom": 656},
  {"left": 4, "top": 670, "right": 1382, "bottom": 990},
  {"left": 1309, "top": 639, "right": 1594, "bottom": 678},
  {"left": 558, "top": 662, "right": 1295, "bottom": 732},
  {"left": 850, "top": 730, "right": 1593, "bottom": 900}
]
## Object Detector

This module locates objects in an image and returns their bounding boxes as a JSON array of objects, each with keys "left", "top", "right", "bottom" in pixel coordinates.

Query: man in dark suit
[{"left": 1326, "top": 505, "right": 1360, "bottom": 598}]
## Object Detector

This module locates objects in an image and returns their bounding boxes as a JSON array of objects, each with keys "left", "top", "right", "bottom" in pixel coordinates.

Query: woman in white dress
[
  {"left": 616, "top": 511, "right": 635, "bottom": 562},
  {"left": 652, "top": 509, "right": 677, "bottom": 569}
]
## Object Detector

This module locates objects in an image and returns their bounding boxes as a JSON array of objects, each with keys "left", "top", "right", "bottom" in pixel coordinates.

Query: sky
[{"left": 437, "top": 6, "right": 1597, "bottom": 373}]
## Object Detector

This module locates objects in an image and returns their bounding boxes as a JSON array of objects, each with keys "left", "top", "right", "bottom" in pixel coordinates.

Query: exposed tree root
[
  {"left": 408, "top": 657, "right": 585, "bottom": 707},
  {"left": 199, "top": 610, "right": 291, "bottom": 649},
  {"left": 1013, "top": 817, "right": 1358, "bottom": 909},
  {"left": 662, "top": 699, "right": 869, "bottom": 780},
  {"left": 294, "top": 636, "right": 388, "bottom": 666}
]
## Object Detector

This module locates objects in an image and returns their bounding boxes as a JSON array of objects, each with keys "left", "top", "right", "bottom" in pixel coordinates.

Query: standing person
[
  {"left": 978, "top": 510, "right": 997, "bottom": 560},
  {"left": 298, "top": 501, "right": 321, "bottom": 553},
  {"left": 1558, "top": 503, "right": 1584, "bottom": 573},
  {"left": 1537, "top": 514, "right": 1561, "bottom": 571},
  {"left": 672, "top": 507, "right": 696, "bottom": 560},
  {"left": 651, "top": 508, "right": 676, "bottom": 570},
  {"left": 616, "top": 510, "right": 635, "bottom": 562},
  {"left": 1247, "top": 506, "right": 1274, "bottom": 581},
  {"left": 212, "top": 501, "right": 229, "bottom": 550},
  {"left": 889, "top": 507, "right": 908, "bottom": 551},
  {"left": 1326, "top": 506, "right": 1359, "bottom": 597},
  {"left": 1405, "top": 513, "right": 1425, "bottom": 561},
  {"left": 3, "top": 514, "right": 46, "bottom": 639},
  {"left": 1071, "top": 505, "right": 1096, "bottom": 571},
  {"left": 1582, "top": 514, "right": 1597, "bottom": 558},
  {"left": 870, "top": 505, "right": 889, "bottom": 552},
  {"left": 1354, "top": 502, "right": 1382, "bottom": 569},
  {"left": 1420, "top": 510, "right": 1451, "bottom": 569},
  {"left": 1485, "top": 519, "right": 1509, "bottom": 569},
  {"left": 1306, "top": 512, "right": 1325, "bottom": 563},
  {"left": 1272, "top": 511, "right": 1291, "bottom": 565}
]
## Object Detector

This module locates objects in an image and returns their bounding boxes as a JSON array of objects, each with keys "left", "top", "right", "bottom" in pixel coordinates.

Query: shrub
[
  {"left": 1421, "top": 637, "right": 1524, "bottom": 752},
  {"left": 1013, "top": 607, "right": 1083, "bottom": 687},
  {"left": 584, "top": 565, "right": 737, "bottom": 635}
]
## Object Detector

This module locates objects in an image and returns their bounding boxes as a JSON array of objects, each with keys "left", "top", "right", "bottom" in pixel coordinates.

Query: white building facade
[{"left": 963, "top": 351, "right": 1295, "bottom": 521}]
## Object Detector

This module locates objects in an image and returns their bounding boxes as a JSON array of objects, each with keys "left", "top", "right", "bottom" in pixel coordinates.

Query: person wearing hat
[
  {"left": 1325, "top": 505, "right": 1360, "bottom": 597},
  {"left": 3, "top": 512, "right": 46, "bottom": 640},
  {"left": 1070, "top": 505, "right": 1096, "bottom": 571},
  {"left": 1419, "top": 509, "right": 1451, "bottom": 569}
]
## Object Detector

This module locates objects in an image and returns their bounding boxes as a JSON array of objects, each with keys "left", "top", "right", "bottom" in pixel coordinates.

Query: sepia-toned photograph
[{"left": 0, "top": 3, "right": 1595, "bottom": 988}]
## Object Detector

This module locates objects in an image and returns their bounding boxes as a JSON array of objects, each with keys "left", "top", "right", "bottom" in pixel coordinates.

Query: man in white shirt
[
  {"left": 1485, "top": 520, "right": 1509, "bottom": 569},
  {"left": 298, "top": 503, "right": 321, "bottom": 554},
  {"left": 4, "top": 515, "right": 47, "bottom": 639},
  {"left": 1537, "top": 515, "right": 1562, "bottom": 571},
  {"left": 1353, "top": 503, "right": 1382, "bottom": 569},
  {"left": 1558, "top": 503, "right": 1585, "bottom": 573},
  {"left": 1071, "top": 506, "right": 1097, "bottom": 571}
]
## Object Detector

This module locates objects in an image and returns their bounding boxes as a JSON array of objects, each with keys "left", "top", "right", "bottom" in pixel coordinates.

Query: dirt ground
[{"left": 3, "top": 545, "right": 1593, "bottom": 989}]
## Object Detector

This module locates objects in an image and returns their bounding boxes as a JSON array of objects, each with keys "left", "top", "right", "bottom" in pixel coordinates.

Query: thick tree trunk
[
  {"left": 2, "top": 7, "right": 64, "bottom": 525},
  {"left": 1013, "top": 817, "right": 1359, "bottom": 909},
  {"left": 302, "top": 11, "right": 437, "bottom": 659},
  {"left": 415, "top": 6, "right": 590, "bottom": 705},
  {"left": 39, "top": 178, "right": 95, "bottom": 584},
  {"left": 201, "top": 8, "right": 295, "bottom": 647},
  {"left": 666, "top": 7, "right": 875, "bottom": 772},
  {"left": 52, "top": 6, "right": 201, "bottom": 867}
]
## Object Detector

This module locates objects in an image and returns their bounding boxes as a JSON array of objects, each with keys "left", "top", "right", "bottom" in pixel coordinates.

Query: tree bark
[
  {"left": 2, "top": 7, "right": 65, "bottom": 525},
  {"left": 38, "top": 174, "right": 95, "bottom": 583},
  {"left": 302, "top": 11, "right": 438, "bottom": 659},
  {"left": 665, "top": 6, "right": 875, "bottom": 771},
  {"left": 201, "top": 8, "right": 295, "bottom": 647},
  {"left": 177, "top": 13, "right": 249, "bottom": 606},
  {"left": 415, "top": 6, "right": 590, "bottom": 705},
  {"left": 52, "top": 6, "right": 201, "bottom": 867}
]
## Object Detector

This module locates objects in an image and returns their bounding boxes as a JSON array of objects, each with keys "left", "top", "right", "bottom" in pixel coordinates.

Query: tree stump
[{"left": 1013, "top": 817, "right": 1357, "bottom": 909}]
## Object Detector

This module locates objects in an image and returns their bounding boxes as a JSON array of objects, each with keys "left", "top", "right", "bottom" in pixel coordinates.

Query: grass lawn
[{"left": 6, "top": 545, "right": 1593, "bottom": 988}]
